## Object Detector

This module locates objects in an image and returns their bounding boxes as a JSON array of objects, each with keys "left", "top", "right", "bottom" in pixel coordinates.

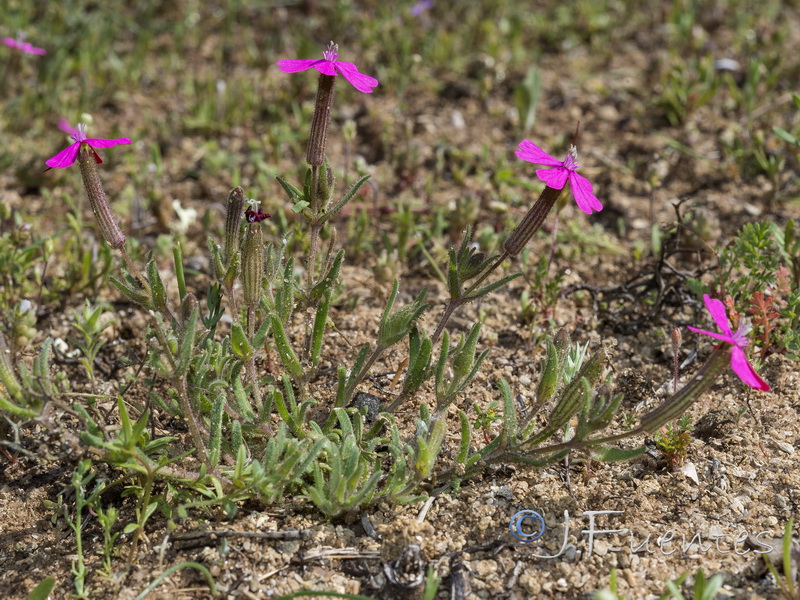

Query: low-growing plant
[
  {"left": 654, "top": 414, "right": 693, "bottom": 472},
  {"left": 0, "top": 39, "right": 775, "bottom": 596}
]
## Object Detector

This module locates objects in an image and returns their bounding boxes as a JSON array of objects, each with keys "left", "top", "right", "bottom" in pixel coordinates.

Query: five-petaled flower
[
  {"left": 45, "top": 121, "right": 131, "bottom": 169},
  {"left": 2, "top": 33, "right": 46, "bottom": 56},
  {"left": 687, "top": 294, "right": 770, "bottom": 391},
  {"left": 516, "top": 140, "right": 603, "bottom": 215},
  {"left": 277, "top": 42, "right": 379, "bottom": 94}
]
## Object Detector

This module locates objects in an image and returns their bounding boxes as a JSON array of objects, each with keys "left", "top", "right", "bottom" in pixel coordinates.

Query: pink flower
[
  {"left": 2, "top": 34, "right": 46, "bottom": 56},
  {"left": 45, "top": 122, "right": 132, "bottom": 169},
  {"left": 516, "top": 140, "right": 603, "bottom": 214},
  {"left": 277, "top": 42, "right": 379, "bottom": 94},
  {"left": 687, "top": 294, "right": 770, "bottom": 391},
  {"left": 411, "top": 0, "right": 434, "bottom": 16}
]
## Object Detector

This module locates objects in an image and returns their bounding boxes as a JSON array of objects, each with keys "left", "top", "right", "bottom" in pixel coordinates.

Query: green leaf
[
  {"left": 465, "top": 273, "right": 522, "bottom": 302},
  {"left": 378, "top": 285, "right": 429, "bottom": 348},
  {"left": 27, "top": 576, "right": 55, "bottom": 600},
  {"left": 109, "top": 275, "right": 152, "bottom": 309},
  {"left": 232, "top": 374, "right": 256, "bottom": 422},
  {"left": 174, "top": 307, "right": 198, "bottom": 377},
  {"left": 147, "top": 259, "right": 168, "bottom": 314},
  {"left": 322, "top": 174, "right": 371, "bottom": 223},
  {"left": 276, "top": 176, "right": 304, "bottom": 202},
  {"left": 291, "top": 200, "right": 310, "bottom": 214},
  {"left": 447, "top": 247, "right": 461, "bottom": 299},
  {"left": 276, "top": 259, "right": 295, "bottom": 325},
  {"left": 401, "top": 330, "right": 432, "bottom": 397},
  {"left": 592, "top": 445, "right": 647, "bottom": 462},
  {"left": 535, "top": 336, "right": 559, "bottom": 406},
  {"left": 309, "top": 249, "right": 344, "bottom": 303},
  {"left": 457, "top": 410, "right": 471, "bottom": 465},
  {"left": 498, "top": 379, "right": 518, "bottom": 445},
  {"left": 271, "top": 315, "right": 303, "bottom": 381},
  {"left": 310, "top": 288, "right": 331, "bottom": 367},
  {"left": 231, "top": 322, "right": 254, "bottom": 360},
  {"left": 208, "top": 392, "right": 225, "bottom": 468}
]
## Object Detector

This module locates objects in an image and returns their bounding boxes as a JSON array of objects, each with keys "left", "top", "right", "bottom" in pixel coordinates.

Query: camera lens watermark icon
[{"left": 510, "top": 510, "right": 546, "bottom": 543}]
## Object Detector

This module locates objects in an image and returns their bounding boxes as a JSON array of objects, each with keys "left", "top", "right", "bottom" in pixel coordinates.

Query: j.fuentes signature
[{"left": 510, "top": 509, "right": 775, "bottom": 559}]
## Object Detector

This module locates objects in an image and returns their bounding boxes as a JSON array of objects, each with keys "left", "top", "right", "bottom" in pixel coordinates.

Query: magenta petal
[
  {"left": 730, "top": 346, "right": 770, "bottom": 391},
  {"left": 3, "top": 38, "right": 45, "bottom": 55},
  {"left": 23, "top": 42, "right": 46, "bottom": 55},
  {"left": 569, "top": 172, "right": 603, "bottom": 214},
  {"left": 702, "top": 294, "right": 733, "bottom": 337},
  {"left": 84, "top": 137, "right": 132, "bottom": 149},
  {"left": 313, "top": 61, "right": 337, "bottom": 76},
  {"left": 58, "top": 118, "right": 79, "bottom": 135},
  {"left": 536, "top": 167, "right": 569, "bottom": 190},
  {"left": 276, "top": 59, "right": 325, "bottom": 73},
  {"left": 45, "top": 142, "right": 81, "bottom": 169},
  {"left": 686, "top": 325, "right": 735, "bottom": 344},
  {"left": 516, "top": 140, "right": 563, "bottom": 167},
  {"left": 334, "top": 62, "right": 379, "bottom": 93}
]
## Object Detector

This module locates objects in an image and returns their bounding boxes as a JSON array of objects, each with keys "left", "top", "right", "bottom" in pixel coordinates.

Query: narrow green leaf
[
  {"left": 174, "top": 307, "right": 198, "bottom": 377},
  {"left": 109, "top": 275, "right": 151, "bottom": 309},
  {"left": 147, "top": 259, "right": 168, "bottom": 313},
  {"left": 498, "top": 379, "right": 518, "bottom": 445},
  {"left": 231, "top": 421, "right": 243, "bottom": 457},
  {"left": 231, "top": 322, "right": 254, "bottom": 360},
  {"left": 208, "top": 391, "right": 224, "bottom": 468},
  {"left": 310, "top": 288, "right": 331, "bottom": 367},
  {"left": 232, "top": 374, "right": 256, "bottom": 422},
  {"left": 0, "top": 396, "right": 38, "bottom": 418},
  {"left": 309, "top": 249, "right": 344, "bottom": 302},
  {"left": 276, "top": 176, "right": 304, "bottom": 202},
  {"left": 271, "top": 315, "right": 303, "bottom": 380},
  {"left": 536, "top": 336, "right": 559, "bottom": 406},
  {"left": 322, "top": 174, "right": 371, "bottom": 222},
  {"left": 457, "top": 410, "right": 471, "bottom": 465},
  {"left": 465, "top": 273, "right": 522, "bottom": 302},
  {"left": 27, "top": 576, "right": 55, "bottom": 600}
]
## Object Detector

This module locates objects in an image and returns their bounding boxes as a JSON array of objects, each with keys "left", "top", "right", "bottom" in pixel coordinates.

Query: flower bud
[
  {"left": 241, "top": 222, "right": 264, "bottom": 308},
  {"left": 77, "top": 145, "right": 126, "bottom": 249},
  {"left": 224, "top": 187, "right": 246, "bottom": 263},
  {"left": 181, "top": 292, "right": 199, "bottom": 327},
  {"left": 0, "top": 332, "right": 22, "bottom": 401},
  {"left": 671, "top": 327, "right": 682, "bottom": 351}
]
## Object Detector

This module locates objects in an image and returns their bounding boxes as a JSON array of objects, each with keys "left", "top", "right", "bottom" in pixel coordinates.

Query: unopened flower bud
[
  {"left": 241, "top": 222, "right": 264, "bottom": 307},
  {"left": 77, "top": 145, "right": 126, "bottom": 249},
  {"left": 503, "top": 185, "right": 562, "bottom": 256},
  {"left": 181, "top": 292, "right": 199, "bottom": 326},
  {"left": 224, "top": 187, "right": 246, "bottom": 263},
  {"left": 671, "top": 327, "right": 682, "bottom": 351},
  {"left": 0, "top": 332, "right": 22, "bottom": 401}
]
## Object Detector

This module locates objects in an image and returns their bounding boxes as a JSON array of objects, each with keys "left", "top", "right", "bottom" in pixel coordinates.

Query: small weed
[{"left": 654, "top": 414, "right": 693, "bottom": 472}]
